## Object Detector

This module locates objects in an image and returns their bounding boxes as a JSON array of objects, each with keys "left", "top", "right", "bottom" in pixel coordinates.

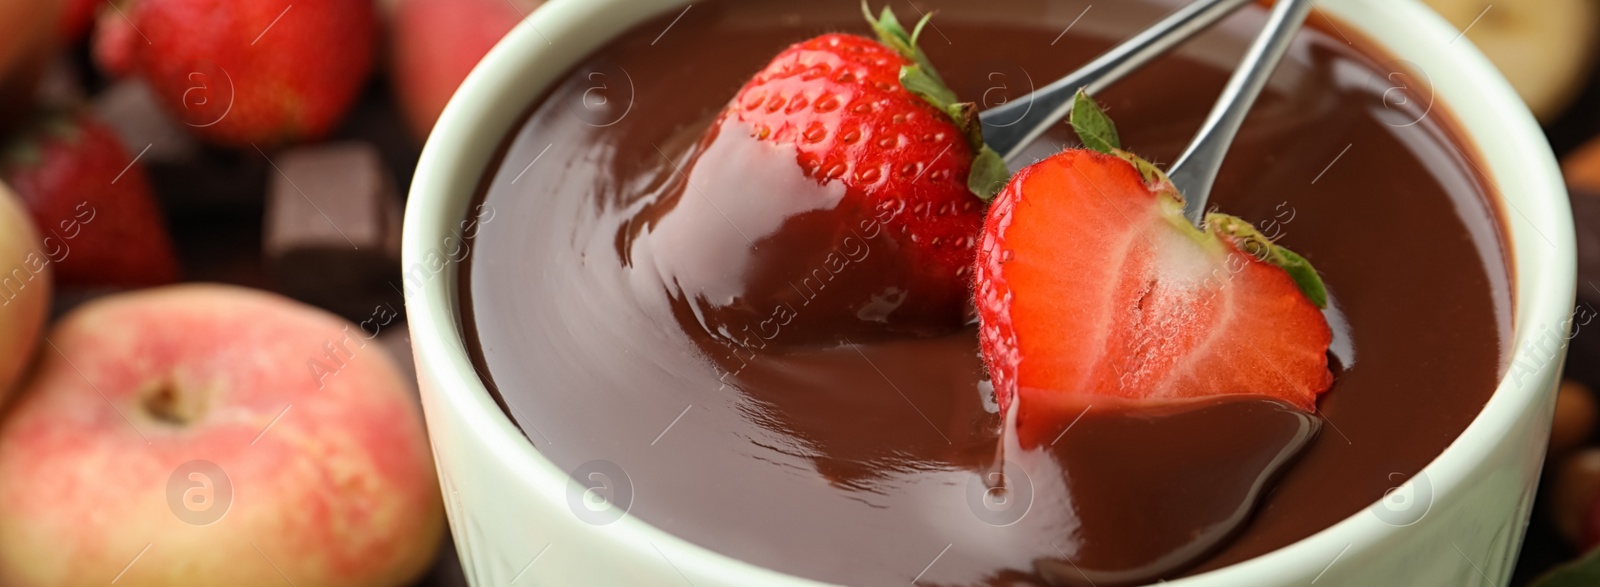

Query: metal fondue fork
[{"left": 978, "top": 0, "right": 1317, "bottom": 226}]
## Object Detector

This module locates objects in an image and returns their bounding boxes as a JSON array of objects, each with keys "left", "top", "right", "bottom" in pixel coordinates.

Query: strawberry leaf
[
  {"left": 1208, "top": 213, "right": 1329, "bottom": 308},
  {"left": 1270, "top": 247, "right": 1327, "bottom": 308},
  {"left": 1, "top": 140, "right": 41, "bottom": 170},
  {"left": 866, "top": 1, "right": 1010, "bottom": 200},
  {"left": 899, "top": 64, "right": 958, "bottom": 112},
  {"left": 969, "top": 146, "right": 1009, "bottom": 200},
  {"left": 3, "top": 110, "right": 79, "bottom": 170},
  {"left": 1070, "top": 89, "right": 1121, "bottom": 154},
  {"left": 864, "top": 3, "right": 940, "bottom": 80}
]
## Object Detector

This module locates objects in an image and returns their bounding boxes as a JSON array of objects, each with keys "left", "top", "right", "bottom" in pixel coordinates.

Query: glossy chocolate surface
[{"left": 458, "top": 1, "right": 1511, "bottom": 584}]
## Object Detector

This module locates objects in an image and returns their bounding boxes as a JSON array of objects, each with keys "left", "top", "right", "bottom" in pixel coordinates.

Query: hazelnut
[
  {"left": 1549, "top": 448, "right": 1600, "bottom": 547},
  {"left": 1552, "top": 379, "right": 1599, "bottom": 455}
]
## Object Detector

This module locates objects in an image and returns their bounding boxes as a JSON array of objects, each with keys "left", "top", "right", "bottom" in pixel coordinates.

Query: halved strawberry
[{"left": 976, "top": 91, "right": 1333, "bottom": 441}]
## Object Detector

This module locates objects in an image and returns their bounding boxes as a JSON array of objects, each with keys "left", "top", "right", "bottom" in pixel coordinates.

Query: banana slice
[{"left": 1422, "top": 0, "right": 1600, "bottom": 123}]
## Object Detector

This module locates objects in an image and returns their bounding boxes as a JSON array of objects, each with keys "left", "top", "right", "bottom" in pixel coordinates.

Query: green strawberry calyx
[
  {"left": 2, "top": 111, "right": 85, "bottom": 170},
  {"left": 1207, "top": 214, "right": 1329, "bottom": 308},
  {"left": 1068, "top": 89, "right": 1329, "bottom": 308},
  {"left": 863, "top": 3, "right": 1009, "bottom": 201}
]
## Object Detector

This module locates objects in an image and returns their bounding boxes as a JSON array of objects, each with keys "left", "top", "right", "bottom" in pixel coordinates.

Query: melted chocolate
[
  {"left": 457, "top": 1, "right": 1512, "bottom": 585},
  {"left": 627, "top": 116, "right": 965, "bottom": 346}
]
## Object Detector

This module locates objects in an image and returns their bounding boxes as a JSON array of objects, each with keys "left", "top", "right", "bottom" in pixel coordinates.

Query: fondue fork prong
[
  {"left": 977, "top": 0, "right": 1254, "bottom": 163},
  {"left": 1169, "top": 0, "right": 1316, "bottom": 225}
]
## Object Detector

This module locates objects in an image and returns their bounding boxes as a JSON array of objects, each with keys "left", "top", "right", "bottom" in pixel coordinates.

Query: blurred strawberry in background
[
  {"left": 389, "top": 0, "right": 543, "bottom": 140},
  {"left": 1, "top": 113, "right": 180, "bottom": 287},
  {"left": 92, "top": 0, "right": 379, "bottom": 147},
  {"left": 58, "top": 0, "right": 96, "bottom": 42}
]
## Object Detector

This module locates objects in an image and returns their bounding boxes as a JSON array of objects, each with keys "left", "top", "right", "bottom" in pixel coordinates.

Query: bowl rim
[{"left": 402, "top": 0, "right": 1577, "bottom": 584}]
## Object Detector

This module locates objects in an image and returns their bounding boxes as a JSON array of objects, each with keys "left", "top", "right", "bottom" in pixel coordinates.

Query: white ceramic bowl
[{"left": 403, "top": 0, "right": 1576, "bottom": 584}]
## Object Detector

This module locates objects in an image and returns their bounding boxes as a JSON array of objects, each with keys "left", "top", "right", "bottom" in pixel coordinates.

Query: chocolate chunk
[
  {"left": 327, "top": 86, "right": 422, "bottom": 192},
  {"left": 264, "top": 141, "right": 402, "bottom": 321},
  {"left": 90, "top": 80, "right": 198, "bottom": 164},
  {"left": 35, "top": 56, "right": 84, "bottom": 107},
  {"left": 152, "top": 148, "right": 271, "bottom": 217},
  {"left": 95, "top": 83, "right": 269, "bottom": 218}
]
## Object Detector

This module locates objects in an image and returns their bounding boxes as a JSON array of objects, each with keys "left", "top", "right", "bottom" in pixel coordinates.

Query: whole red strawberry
[
  {"left": 60, "top": 0, "right": 97, "bottom": 41},
  {"left": 734, "top": 7, "right": 1007, "bottom": 266},
  {"left": 390, "top": 0, "right": 543, "bottom": 140},
  {"left": 977, "top": 92, "right": 1333, "bottom": 445},
  {"left": 678, "top": 6, "right": 1007, "bottom": 341},
  {"left": 2, "top": 114, "right": 180, "bottom": 287},
  {"left": 92, "top": 0, "right": 377, "bottom": 147}
]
